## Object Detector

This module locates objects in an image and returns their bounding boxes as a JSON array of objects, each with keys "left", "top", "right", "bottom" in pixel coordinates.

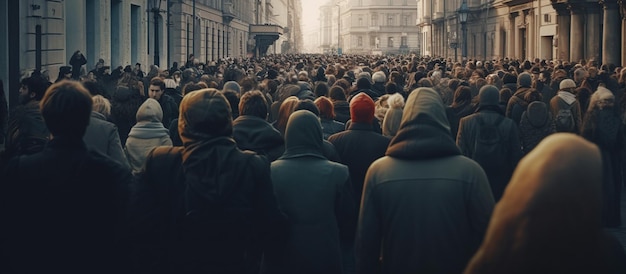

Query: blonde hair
[{"left": 92, "top": 95, "right": 111, "bottom": 117}]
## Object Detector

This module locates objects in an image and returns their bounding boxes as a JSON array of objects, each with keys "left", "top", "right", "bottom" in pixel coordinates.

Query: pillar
[
  {"left": 509, "top": 12, "right": 518, "bottom": 59},
  {"left": 602, "top": 0, "right": 621, "bottom": 66},
  {"left": 526, "top": 9, "right": 535, "bottom": 60},
  {"left": 555, "top": 4, "right": 570, "bottom": 61},
  {"left": 569, "top": 4, "right": 585, "bottom": 62},
  {"left": 585, "top": 2, "right": 602, "bottom": 63},
  {"left": 622, "top": 6, "right": 626, "bottom": 66}
]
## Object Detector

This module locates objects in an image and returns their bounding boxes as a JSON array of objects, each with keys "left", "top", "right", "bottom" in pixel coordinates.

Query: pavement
[{"left": 606, "top": 187, "right": 626, "bottom": 251}]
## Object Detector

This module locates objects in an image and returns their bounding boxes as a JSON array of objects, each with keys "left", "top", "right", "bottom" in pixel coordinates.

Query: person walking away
[
  {"left": 357, "top": 88, "right": 494, "bottom": 274},
  {"left": 1, "top": 80, "right": 133, "bottom": 274},
  {"left": 581, "top": 87, "right": 624, "bottom": 228},
  {"left": 464, "top": 134, "right": 626, "bottom": 274}
]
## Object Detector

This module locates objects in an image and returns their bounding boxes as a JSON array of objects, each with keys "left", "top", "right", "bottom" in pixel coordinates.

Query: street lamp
[
  {"left": 151, "top": 0, "right": 163, "bottom": 66},
  {"left": 458, "top": 0, "right": 469, "bottom": 62},
  {"left": 336, "top": 4, "right": 341, "bottom": 55}
]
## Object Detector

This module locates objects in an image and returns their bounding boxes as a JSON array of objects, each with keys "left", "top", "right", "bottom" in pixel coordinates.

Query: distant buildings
[{"left": 319, "top": 0, "right": 420, "bottom": 55}]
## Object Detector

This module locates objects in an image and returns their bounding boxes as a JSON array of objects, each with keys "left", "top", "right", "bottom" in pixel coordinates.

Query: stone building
[
  {"left": 416, "top": 0, "right": 625, "bottom": 65},
  {"left": 320, "top": 0, "right": 420, "bottom": 55},
  {"left": 1, "top": 0, "right": 302, "bottom": 109},
  {"left": 417, "top": 0, "right": 558, "bottom": 61},
  {"left": 552, "top": 0, "right": 623, "bottom": 66}
]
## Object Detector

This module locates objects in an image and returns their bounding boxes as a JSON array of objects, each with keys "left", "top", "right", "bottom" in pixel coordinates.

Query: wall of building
[{"left": 320, "top": 0, "right": 418, "bottom": 54}]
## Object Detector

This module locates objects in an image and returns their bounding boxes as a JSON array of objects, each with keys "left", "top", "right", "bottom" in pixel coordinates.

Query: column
[
  {"left": 622, "top": 3, "right": 626, "bottom": 66},
  {"left": 509, "top": 12, "right": 518, "bottom": 59},
  {"left": 569, "top": 4, "right": 585, "bottom": 62},
  {"left": 585, "top": 3, "right": 602, "bottom": 62},
  {"left": 602, "top": 0, "right": 621, "bottom": 65},
  {"left": 526, "top": 9, "right": 535, "bottom": 60},
  {"left": 555, "top": 5, "right": 570, "bottom": 61}
]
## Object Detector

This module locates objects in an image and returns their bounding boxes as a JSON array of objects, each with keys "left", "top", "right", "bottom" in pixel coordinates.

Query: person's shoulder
[
  {"left": 87, "top": 149, "right": 129, "bottom": 171},
  {"left": 328, "top": 130, "right": 349, "bottom": 142},
  {"left": 460, "top": 112, "right": 478, "bottom": 123}
]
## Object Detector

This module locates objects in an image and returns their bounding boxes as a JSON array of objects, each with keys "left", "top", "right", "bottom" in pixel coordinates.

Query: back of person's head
[
  {"left": 222, "top": 90, "right": 240, "bottom": 119},
  {"left": 329, "top": 86, "right": 346, "bottom": 101},
  {"left": 21, "top": 74, "right": 50, "bottom": 102},
  {"left": 294, "top": 99, "right": 320, "bottom": 117},
  {"left": 179, "top": 88, "right": 232, "bottom": 143},
  {"left": 372, "top": 71, "right": 386, "bottom": 83},
  {"left": 136, "top": 98, "right": 163, "bottom": 123},
  {"left": 314, "top": 82, "right": 330, "bottom": 98},
  {"left": 92, "top": 95, "right": 111, "bottom": 117},
  {"left": 333, "top": 79, "right": 351, "bottom": 92},
  {"left": 559, "top": 79, "right": 577, "bottom": 92},
  {"left": 223, "top": 81, "right": 241, "bottom": 94},
  {"left": 478, "top": 85, "right": 500, "bottom": 107},
  {"left": 276, "top": 96, "right": 300, "bottom": 134},
  {"left": 314, "top": 96, "right": 335, "bottom": 120},
  {"left": 239, "top": 76, "right": 258, "bottom": 93},
  {"left": 517, "top": 72, "right": 533, "bottom": 88},
  {"left": 385, "top": 82, "right": 399, "bottom": 94},
  {"left": 182, "top": 82, "right": 208, "bottom": 95},
  {"left": 503, "top": 73, "right": 517, "bottom": 84},
  {"left": 387, "top": 92, "right": 405, "bottom": 109},
  {"left": 574, "top": 68, "right": 588, "bottom": 82},
  {"left": 40, "top": 81, "right": 92, "bottom": 138},
  {"left": 452, "top": 86, "right": 472, "bottom": 107},
  {"left": 356, "top": 77, "right": 372, "bottom": 90},
  {"left": 465, "top": 134, "right": 608, "bottom": 274},
  {"left": 82, "top": 80, "right": 105, "bottom": 97},
  {"left": 417, "top": 77, "right": 433, "bottom": 87},
  {"left": 357, "top": 72, "right": 373, "bottom": 84},
  {"left": 589, "top": 86, "right": 615, "bottom": 112},
  {"left": 499, "top": 88, "right": 512, "bottom": 104},
  {"left": 350, "top": 93, "right": 375, "bottom": 124},
  {"left": 238, "top": 90, "right": 268, "bottom": 119}
]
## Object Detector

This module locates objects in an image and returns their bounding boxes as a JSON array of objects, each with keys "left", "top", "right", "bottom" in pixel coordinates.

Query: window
[
  {"left": 403, "top": 15, "right": 410, "bottom": 26},
  {"left": 401, "top": 36, "right": 408, "bottom": 47},
  {"left": 371, "top": 14, "right": 378, "bottom": 26},
  {"left": 357, "top": 36, "right": 363, "bottom": 47},
  {"left": 388, "top": 15, "right": 394, "bottom": 26},
  {"left": 544, "top": 14, "right": 551, "bottom": 23},
  {"left": 358, "top": 16, "right": 363, "bottom": 26},
  {"left": 370, "top": 36, "right": 377, "bottom": 46},
  {"left": 388, "top": 37, "right": 394, "bottom": 47}
]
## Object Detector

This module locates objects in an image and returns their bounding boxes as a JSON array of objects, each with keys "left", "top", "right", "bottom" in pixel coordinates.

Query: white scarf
[{"left": 557, "top": 91, "right": 576, "bottom": 105}]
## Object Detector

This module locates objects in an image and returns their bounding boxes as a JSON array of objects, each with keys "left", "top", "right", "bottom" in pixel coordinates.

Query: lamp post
[
  {"left": 151, "top": 0, "right": 163, "bottom": 66},
  {"left": 336, "top": 4, "right": 341, "bottom": 55},
  {"left": 458, "top": 0, "right": 469, "bottom": 62}
]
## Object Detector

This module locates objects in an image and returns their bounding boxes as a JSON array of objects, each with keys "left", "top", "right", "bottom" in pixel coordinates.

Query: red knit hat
[{"left": 350, "top": 93, "right": 375, "bottom": 124}]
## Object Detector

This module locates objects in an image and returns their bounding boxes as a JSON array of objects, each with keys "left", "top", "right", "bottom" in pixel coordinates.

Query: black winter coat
[
  {"left": 130, "top": 138, "right": 288, "bottom": 274},
  {"left": 457, "top": 109, "right": 523, "bottom": 201},
  {"left": 328, "top": 123, "right": 390, "bottom": 205},
  {"left": 233, "top": 115, "right": 285, "bottom": 162},
  {"left": 333, "top": 100, "right": 351, "bottom": 124},
  {"left": 1, "top": 137, "right": 133, "bottom": 274}
]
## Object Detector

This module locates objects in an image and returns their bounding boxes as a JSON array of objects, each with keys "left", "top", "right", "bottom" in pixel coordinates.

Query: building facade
[
  {"left": 416, "top": 0, "right": 558, "bottom": 61},
  {"left": 320, "top": 0, "right": 420, "bottom": 55},
  {"left": 1, "top": 0, "right": 302, "bottom": 109},
  {"left": 416, "top": 0, "right": 625, "bottom": 65}
]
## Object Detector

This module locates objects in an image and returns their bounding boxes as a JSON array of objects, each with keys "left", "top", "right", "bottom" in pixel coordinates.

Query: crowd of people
[{"left": 1, "top": 52, "right": 626, "bottom": 273}]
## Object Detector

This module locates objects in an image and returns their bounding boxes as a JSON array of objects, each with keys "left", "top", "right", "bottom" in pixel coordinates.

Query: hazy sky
[{"left": 300, "top": 1, "right": 323, "bottom": 34}]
